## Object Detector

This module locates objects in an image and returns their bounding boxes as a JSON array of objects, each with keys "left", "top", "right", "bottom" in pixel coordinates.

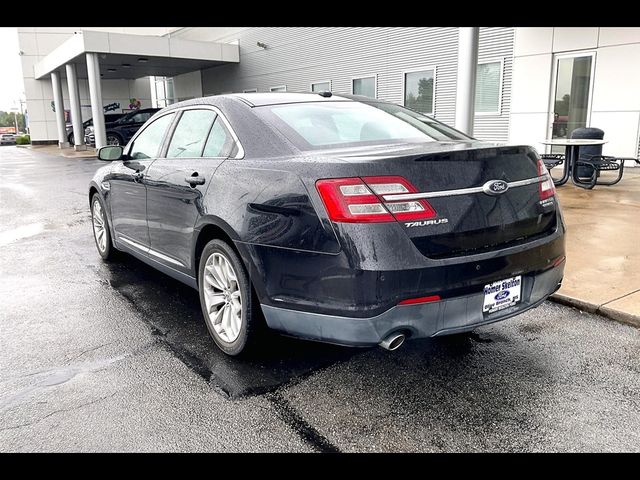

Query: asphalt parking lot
[{"left": 1, "top": 145, "right": 639, "bottom": 452}]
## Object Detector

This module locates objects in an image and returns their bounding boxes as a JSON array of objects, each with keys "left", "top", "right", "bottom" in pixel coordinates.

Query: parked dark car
[
  {"left": 66, "top": 113, "right": 126, "bottom": 145},
  {"left": 89, "top": 93, "right": 565, "bottom": 356},
  {"left": 85, "top": 108, "right": 160, "bottom": 146}
]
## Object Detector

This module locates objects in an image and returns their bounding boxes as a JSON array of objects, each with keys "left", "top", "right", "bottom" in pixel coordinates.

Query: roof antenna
[{"left": 317, "top": 91, "right": 332, "bottom": 98}]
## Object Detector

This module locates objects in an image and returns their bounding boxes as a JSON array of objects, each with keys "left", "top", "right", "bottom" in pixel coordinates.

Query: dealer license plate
[{"left": 482, "top": 276, "right": 522, "bottom": 313}]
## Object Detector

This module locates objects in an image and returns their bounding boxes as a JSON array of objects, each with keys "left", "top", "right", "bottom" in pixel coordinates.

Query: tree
[{"left": 0, "top": 111, "right": 26, "bottom": 131}]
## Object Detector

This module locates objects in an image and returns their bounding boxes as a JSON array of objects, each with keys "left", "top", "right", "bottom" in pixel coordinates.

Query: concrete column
[
  {"left": 65, "top": 63, "right": 86, "bottom": 151},
  {"left": 50, "top": 71, "right": 69, "bottom": 148},
  {"left": 454, "top": 27, "right": 480, "bottom": 136},
  {"left": 86, "top": 52, "right": 106, "bottom": 149}
]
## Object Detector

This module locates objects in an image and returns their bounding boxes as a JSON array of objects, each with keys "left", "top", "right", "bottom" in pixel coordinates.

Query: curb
[{"left": 550, "top": 293, "right": 640, "bottom": 328}]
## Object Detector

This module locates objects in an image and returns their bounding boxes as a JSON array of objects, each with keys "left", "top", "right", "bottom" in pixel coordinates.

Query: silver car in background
[{"left": 0, "top": 133, "right": 17, "bottom": 145}]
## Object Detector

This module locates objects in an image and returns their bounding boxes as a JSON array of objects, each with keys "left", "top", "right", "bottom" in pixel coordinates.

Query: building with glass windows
[{"left": 16, "top": 27, "right": 640, "bottom": 162}]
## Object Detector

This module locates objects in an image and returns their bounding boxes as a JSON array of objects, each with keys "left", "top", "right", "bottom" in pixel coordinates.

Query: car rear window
[{"left": 255, "top": 101, "right": 470, "bottom": 150}]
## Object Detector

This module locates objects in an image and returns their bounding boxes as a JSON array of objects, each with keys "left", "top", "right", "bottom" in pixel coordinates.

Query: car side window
[
  {"left": 128, "top": 113, "right": 175, "bottom": 160},
  {"left": 167, "top": 110, "right": 217, "bottom": 158},
  {"left": 203, "top": 117, "right": 237, "bottom": 158}
]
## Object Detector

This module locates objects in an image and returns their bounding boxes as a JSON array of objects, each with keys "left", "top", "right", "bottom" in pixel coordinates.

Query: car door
[
  {"left": 144, "top": 107, "right": 241, "bottom": 274},
  {"left": 109, "top": 112, "right": 176, "bottom": 250}
]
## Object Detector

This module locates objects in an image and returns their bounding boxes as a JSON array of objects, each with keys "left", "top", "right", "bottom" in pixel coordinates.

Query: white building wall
[
  {"left": 173, "top": 70, "right": 203, "bottom": 101},
  {"left": 17, "top": 27, "right": 157, "bottom": 142},
  {"left": 199, "top": 27, "right": 516, "bottom": 142},
  {"left": 510, "top": 27, "right": 640, "bottom": 161}
]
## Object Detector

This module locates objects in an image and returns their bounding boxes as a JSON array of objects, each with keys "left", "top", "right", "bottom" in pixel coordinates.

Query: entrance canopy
[
  {"left": 35, "top": 30, "right": 239, "bottom": 150},
  {"left": 34, "top": 29, "right": 239, "bottom": 80}
]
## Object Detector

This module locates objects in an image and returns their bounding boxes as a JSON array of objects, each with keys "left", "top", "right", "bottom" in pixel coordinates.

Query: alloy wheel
[
  {"left": 106, "top": 135, "right": 121, "bottom": 146},
  {"left": 92, "top": 199, "right": 107, "bottom": 253},
  {"left": 203, "top": 252, "right": 243, "bottom": 343}
]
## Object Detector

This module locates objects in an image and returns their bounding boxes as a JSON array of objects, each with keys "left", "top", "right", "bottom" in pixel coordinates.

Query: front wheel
[
  {"left": 91, "top": 194, "right": 115, "bottom": 261},
  {"left": 106, "top": 133, "right": 122, "bottom": 146},
  {"left": 198, "top": 239, "right": 262, "bottom": 356}
]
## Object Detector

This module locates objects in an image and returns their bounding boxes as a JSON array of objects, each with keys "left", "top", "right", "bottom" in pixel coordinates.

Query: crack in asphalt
[
  {"left": 0, "top": 391, "right": 121, "bottom": 432},
  {"left": 266, "top": 391, "right": 341, "bottom": 453}
]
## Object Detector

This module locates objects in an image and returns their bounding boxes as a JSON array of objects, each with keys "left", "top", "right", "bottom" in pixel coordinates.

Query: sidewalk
[
  {"left": 552, "top": 169, "right": 640, "bottom": 326},
  {"left": 21, "top": 144, "right": 97, "bottom": 159}
]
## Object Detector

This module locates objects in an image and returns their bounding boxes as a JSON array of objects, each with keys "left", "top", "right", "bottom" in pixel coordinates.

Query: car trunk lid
[{"left": 330, "top": 142, "right": 557, "bottom": 259}]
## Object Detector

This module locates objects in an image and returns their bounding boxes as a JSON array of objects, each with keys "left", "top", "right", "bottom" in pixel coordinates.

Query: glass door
[{"left": 549, "top": 52, "right": 595, "bottom": 153}]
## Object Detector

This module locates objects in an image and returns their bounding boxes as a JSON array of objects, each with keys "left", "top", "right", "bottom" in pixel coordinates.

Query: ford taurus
[{"left": 89, "top": 92, "right": 565, "bottom": 356}]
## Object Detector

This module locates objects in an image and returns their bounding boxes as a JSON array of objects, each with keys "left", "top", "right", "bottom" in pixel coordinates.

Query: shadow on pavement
[{"left": 96, "top": 252, "right": 360, "bottom": 399}]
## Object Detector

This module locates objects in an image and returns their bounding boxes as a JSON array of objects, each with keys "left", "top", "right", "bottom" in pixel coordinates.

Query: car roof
[
  {"left": 223, "top": 92, "right": 356, "bottom": 107},
  {"left": 162, "top": 93, "right": 395, "bottom": 113}
]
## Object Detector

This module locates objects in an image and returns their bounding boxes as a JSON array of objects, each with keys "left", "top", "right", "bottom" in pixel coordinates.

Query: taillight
[
  {"left": 316, "top": 176, "right": 437, "bottom": 223},
  {"left": 315, "top": 178, "right": 395, "bottom": 223},
  {"left": 537, "top": 158, "right": 556, "bottom": 200}
]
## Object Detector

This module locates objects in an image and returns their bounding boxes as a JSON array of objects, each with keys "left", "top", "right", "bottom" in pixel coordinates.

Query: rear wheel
[
  {"left": 198, "top": 239, "right": 261, "bottom": 356},
  {"left": 91, "top": 194, "right": 115, "bottom": 261}
]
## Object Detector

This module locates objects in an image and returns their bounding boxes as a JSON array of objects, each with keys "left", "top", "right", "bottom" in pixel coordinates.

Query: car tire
[
  {"left": 106, "top": 133, "right": 123, "bottom": 146},
  {"left": 198, "top": 239, "right": 262, "bottom": 356},
  {"left": 68, "top": 133, "right": 74, "bottom": 145},
  {"left": 91, "top": 193, "right": 115, "bottom": 261}
]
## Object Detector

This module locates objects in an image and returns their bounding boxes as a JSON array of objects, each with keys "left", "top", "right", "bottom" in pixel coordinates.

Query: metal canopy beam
[{"left": 34, "top": 30, "right": 239, "bottom": 80}]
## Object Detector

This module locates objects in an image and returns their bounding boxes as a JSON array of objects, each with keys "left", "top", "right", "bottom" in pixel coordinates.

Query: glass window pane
[
  {"left": 311, "top": 82, "right": 331, "bottom": 93},
  {"left": 264, "top": 102, "right": 444, "bottom": 148},
  {"left": 129, "top": 113, "right": 175, "bottom": 160},
  {"left": 353, "top": 77, "right": 376, "bottom": 98},
  {"left": 404, "top": 70, "right": 434, "bottom": 114},
  {"left": 255, "top": 101, "right": 470, "bottom": 151},
  {"left": 552, "top": 55, "right": 592, "bottom": 140},
  {"left": 166, "top": 78, "right": 175, "bottom": 103},
  {"left": 167, "top": 110, "right": 217, "bottom": 158},
  {"left": 475, "top": 62, "right": 501, "bottom": 113},
  {"left": 270, "top": 86, "right": 287, "bottom": 92},
  {"left": 203, "top": 118, "right": 235, "bottom": 157}
]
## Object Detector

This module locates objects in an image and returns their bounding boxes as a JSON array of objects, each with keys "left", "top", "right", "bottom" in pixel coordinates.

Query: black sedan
[
  {"left": 85, "top": 108, "right": 160, "bottom": 146},
  {"left": 66, "top": 113, "right": 126, "bottom": 145},
  {"left": 89, "top": 93, "right": 565, "bottom": 356}
]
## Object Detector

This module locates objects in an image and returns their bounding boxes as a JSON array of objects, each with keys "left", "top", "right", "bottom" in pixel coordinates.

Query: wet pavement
[{"left": 1, "top": 145, "right": 639, "bottom": 452}]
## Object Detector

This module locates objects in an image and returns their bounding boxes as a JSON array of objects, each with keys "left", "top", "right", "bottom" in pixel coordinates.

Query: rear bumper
[{"left": 261, "top": 263, "right": 564, "bottom": 347}]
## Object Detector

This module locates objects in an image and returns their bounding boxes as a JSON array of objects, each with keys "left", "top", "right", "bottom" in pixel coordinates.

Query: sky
[{"left": 0, "top": 27, "right": 25, "bottom": 112}]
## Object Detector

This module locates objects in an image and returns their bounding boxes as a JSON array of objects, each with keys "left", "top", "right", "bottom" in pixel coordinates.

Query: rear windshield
[{"left": 255, "top": 100, "right": 472, "bottom": 150}]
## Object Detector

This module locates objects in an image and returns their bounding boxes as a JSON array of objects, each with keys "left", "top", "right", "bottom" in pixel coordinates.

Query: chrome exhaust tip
[{"left": 379, "top": 332, "right": 406, "bottom": 351}]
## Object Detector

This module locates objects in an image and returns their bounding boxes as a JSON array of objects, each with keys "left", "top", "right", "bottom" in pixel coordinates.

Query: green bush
[{"left": 16, "top": 134, "right": 30, "bottom": 145}]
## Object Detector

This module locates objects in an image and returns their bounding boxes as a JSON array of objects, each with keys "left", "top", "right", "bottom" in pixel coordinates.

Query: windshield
[
  {"left": 113, "top": 112, "right": 136, "bottom": 125},
  {"left": 255, "top": 100, "right": 472, "bottom": 151}
]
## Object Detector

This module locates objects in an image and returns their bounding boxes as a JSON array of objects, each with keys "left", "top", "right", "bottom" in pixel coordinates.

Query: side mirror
[{"left": 98, "top": 145, "right": 124, "bottom": 161}]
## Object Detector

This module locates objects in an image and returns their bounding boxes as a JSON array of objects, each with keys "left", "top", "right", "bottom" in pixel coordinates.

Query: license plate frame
[{"left": 482, "top": 276, "right": 522, "bottom": 314}]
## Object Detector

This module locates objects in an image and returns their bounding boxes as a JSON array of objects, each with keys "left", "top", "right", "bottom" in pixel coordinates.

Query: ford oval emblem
[
  {"left": 482, "top": 179, "right": 509, "bottom": 196},
  {"left": 495, "top": 290, "right": 510, "bottom": 301}
]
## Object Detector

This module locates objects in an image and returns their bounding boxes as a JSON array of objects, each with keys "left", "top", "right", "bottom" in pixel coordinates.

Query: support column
[
  {"left": 454, "top": 27, "right": 480, "bottom": 136},
  {"left": 86, "top": 52, "right": 106, "bottom": 149},
  {"left": 65, "top": 63, "right": 86, "bottom": 151},
  {"left": 50, "top": 71, "right": 69, "bottom": 148}
]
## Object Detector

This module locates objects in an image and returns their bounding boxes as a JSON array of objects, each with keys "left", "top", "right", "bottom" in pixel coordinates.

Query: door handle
[
  {"left": 132, "top": 171, "right": 144, "bottom": 182},
  {"left": 185, "top": 175, "right": 206, "bottom": 187}
]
